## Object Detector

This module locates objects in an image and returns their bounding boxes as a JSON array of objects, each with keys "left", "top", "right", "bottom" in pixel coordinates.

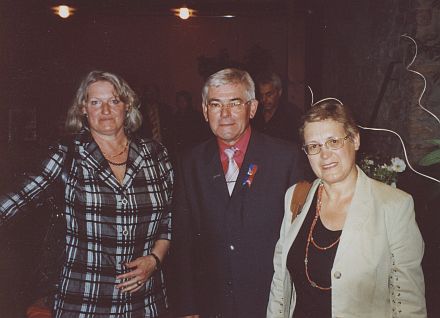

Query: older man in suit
[{"left": 169, "top": 68, "right": 303, "bottom": 318}]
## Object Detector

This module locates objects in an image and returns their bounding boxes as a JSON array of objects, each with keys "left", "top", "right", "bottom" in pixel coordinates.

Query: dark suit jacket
[{"left": 169, "top": 130, "right": 303, "bottom": 318}]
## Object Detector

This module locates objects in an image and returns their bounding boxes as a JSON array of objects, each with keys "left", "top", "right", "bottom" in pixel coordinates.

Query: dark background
[{"left": 0, "top": 0, "right": 439, "bottom": 317}]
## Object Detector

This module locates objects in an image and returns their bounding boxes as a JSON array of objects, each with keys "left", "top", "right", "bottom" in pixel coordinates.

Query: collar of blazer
[
  {"left": 332, "top": 166, "right": 373, "bottom": 265},
  {"left": 285, "top": 166, "right": 373, "bottom": 267},
  {"left": 78, "top": 134, "right": 147, "bottom": 191}
]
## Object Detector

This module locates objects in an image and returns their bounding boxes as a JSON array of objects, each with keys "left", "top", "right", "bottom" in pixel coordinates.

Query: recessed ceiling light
[{"left": 52, "top": 5, "right": 75, "bottom": 19}]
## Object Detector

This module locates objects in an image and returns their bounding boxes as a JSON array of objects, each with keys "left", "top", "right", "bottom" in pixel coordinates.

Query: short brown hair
[{"left": 299, "top": 99, "right": 359, "bottom": 144}]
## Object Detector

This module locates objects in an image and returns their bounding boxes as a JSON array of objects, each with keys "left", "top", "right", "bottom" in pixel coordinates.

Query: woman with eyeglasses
[{"left": 267, "top": 100, "right": 426, "bottom": 317}]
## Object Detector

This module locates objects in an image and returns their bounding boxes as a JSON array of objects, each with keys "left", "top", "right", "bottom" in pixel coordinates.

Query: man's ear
[
  {"left": 249, "top": 99, "right": 258, "bottom": 119},
  {"left": 202, "top": 104, "right": 209, "bottom": 122}
]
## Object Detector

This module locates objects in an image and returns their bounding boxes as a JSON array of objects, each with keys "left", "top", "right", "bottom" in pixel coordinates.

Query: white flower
[
  {"left": 365, "top": 159, "right": 374, "bottom": 165},
  {"left": 390, "top": 157, "right": 406, "bottom": 172},
  {"left": 380, "top": 163, "right": 390, "bottom": 170}
]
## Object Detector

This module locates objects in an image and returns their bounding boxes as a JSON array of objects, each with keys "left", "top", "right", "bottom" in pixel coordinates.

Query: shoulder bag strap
[{"left": 290, "top": 180, "right": 312, "bottom": 223}]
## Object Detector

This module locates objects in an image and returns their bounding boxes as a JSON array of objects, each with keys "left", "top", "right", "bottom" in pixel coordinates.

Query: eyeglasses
[
  {"left": 302, "top": 135, "right": 350, "bottom": 155},
  {"left": 207, "top": 99, "right": 251, "bottom": 113}
]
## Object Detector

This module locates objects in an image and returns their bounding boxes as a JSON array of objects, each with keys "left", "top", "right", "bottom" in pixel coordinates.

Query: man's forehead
[
  {"left": 258, "top": 82, "right": 277, "bottom": 93},
  {"left": 207, "top": 82, "right": 247, "bottom": 99}
]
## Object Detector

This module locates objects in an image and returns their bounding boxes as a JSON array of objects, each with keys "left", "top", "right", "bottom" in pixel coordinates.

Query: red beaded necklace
[{"left": 304, "top": 183, "right": 341, "bottom": 291}]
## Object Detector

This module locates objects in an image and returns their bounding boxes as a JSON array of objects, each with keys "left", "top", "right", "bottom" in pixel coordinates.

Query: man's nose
[{"left": 220, "top": 105, "right": 232, "bottom": 117}]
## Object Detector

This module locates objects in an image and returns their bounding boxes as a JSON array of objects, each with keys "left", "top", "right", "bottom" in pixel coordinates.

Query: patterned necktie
[{"left": 224, "top": 147, "right": 239, "bottom": 195}]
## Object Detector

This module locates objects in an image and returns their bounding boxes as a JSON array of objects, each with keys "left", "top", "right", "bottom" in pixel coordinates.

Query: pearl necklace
[{"left": 304, "top": 183, "right": 341, "bottom": 291}]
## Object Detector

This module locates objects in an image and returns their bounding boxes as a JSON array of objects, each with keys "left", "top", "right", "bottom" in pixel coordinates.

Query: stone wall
[
  {"left": 411, "top": 0, "right": 440, "bottom": 160},
  {"left": 307, "top": 1, "right": 440, "bottom": 315},
  {"left": 311, "top": 0, "right": 439, "bottom": 163}
]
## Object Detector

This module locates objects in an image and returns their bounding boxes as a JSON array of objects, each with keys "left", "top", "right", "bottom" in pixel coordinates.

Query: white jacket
[{"left": 267, "top": 167, "right": 426, "bottom": 318}]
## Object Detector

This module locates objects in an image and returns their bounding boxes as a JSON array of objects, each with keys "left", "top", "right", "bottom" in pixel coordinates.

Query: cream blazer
[{"left": 267, "top": 167, "right": 426, "bottom": 318}]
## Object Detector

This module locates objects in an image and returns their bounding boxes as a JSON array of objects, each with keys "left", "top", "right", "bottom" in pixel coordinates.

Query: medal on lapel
[{"left": 242, "top": 163, "right": 258, "bottom": 188}]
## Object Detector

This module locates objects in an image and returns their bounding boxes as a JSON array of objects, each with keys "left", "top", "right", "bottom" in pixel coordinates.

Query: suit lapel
[
  {"left": 123, "top": 139, "right": 145, "bottom": 189},
  {"left": 230, "top": 131, "right": 261, "bottom": 199},
  {"left": 202, "top": 138, "right": 231, "bottom": 204},
  {"left": 227, "top": 131, "right": 269, "bottom": 228},
  {"left": 333, "top": 167, "right": 372, "bottom": 265}
]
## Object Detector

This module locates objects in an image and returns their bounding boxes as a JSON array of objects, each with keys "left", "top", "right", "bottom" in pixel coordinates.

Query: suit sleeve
[
  {"left": 386, "top": 194, "right": 427, "bottom": 317},
  {"left": 267, "top": 185, "right": 295, "bottom": 318},
  {"left": 168, "top": 157, "right": 199, "bottom": 316}
]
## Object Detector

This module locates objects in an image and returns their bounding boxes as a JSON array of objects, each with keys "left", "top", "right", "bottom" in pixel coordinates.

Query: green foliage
[
  {"left": 358, "top": 155, "right": 406, "bottom": 186},
  {"left": 419, "top": 139, "right": 440, "bottom": 166}
]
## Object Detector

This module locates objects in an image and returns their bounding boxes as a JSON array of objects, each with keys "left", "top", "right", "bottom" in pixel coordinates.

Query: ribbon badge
[{"left": 242, "top": 163, "right": 258, "bottom": 188}]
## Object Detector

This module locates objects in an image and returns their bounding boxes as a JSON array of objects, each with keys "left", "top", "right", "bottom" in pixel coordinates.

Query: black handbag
[{"left": 30, "top": 140, "right": 74, "bottom": 307}]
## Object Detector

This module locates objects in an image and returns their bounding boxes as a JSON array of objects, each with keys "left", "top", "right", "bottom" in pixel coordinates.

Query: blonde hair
[{"left": 65, "top": 70, "right": 142, "bottom": 134}]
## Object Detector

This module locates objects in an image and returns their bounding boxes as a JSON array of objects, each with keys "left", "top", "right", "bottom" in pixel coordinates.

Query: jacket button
[
  {"left": 229, "top": 245, "right": 235, "bottom": 251},
  {"left": 334, "top": 271, "right": 342, "bottom": 279}
]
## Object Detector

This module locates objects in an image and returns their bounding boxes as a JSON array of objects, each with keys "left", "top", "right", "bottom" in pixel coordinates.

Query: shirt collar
[{"left": 217, "top": 126, "right": 252, "bottom": 163}]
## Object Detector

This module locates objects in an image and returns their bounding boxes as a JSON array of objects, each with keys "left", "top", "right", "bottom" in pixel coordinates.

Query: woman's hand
[{"left": 115, "top": 255, "right": 157, "bottom": 293}]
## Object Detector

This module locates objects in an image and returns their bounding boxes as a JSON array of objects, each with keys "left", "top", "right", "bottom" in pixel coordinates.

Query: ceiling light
[
  {"left": 52, "top": 5, "right": 75, "bottom": 19},
  {"left": 172, "top": 7, "right": 196, "bottom": 20}
]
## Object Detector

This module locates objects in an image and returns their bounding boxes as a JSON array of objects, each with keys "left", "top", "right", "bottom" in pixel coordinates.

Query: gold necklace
[{"left": 102, "top": 140, "right": 129, "bottom": 159}]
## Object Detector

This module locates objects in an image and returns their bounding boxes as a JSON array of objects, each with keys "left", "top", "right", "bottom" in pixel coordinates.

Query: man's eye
[
  {"left": 230, "top": 101, "right": 242, "bottom": 107},
  {"left": 111, "top": 99, "right": 120, "bottom": 105},
  {"left": 329, "top": 139, "right": 339, "bottom": 145},
  {"left": 90, "top": 100, "right": 100, "bottom": 106},
  {"left": 210, "top": 103, "right": 221, "bottom": 108}
]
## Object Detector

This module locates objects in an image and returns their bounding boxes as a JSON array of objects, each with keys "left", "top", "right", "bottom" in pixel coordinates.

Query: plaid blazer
[{"left": 0, "top": 130, "right": 173, "bottom": 318}]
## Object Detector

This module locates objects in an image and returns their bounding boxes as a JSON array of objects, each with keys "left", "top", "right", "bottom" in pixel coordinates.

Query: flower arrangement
[{"left": 358, "top": 155, "right": 406, "bottom": 187}]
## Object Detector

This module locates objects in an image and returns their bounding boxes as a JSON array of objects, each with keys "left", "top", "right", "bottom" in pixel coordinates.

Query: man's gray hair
[
  {"left": 256, "top": 72, "right": 282, "bottom": 91},
  {"left": 201, "top": 68, "right": 255, "bottom": 105}
]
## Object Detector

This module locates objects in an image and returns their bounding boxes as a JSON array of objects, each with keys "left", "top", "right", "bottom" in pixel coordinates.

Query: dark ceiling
[{"left": 1, "top": 0, "right": 294, "bottom": 19}]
